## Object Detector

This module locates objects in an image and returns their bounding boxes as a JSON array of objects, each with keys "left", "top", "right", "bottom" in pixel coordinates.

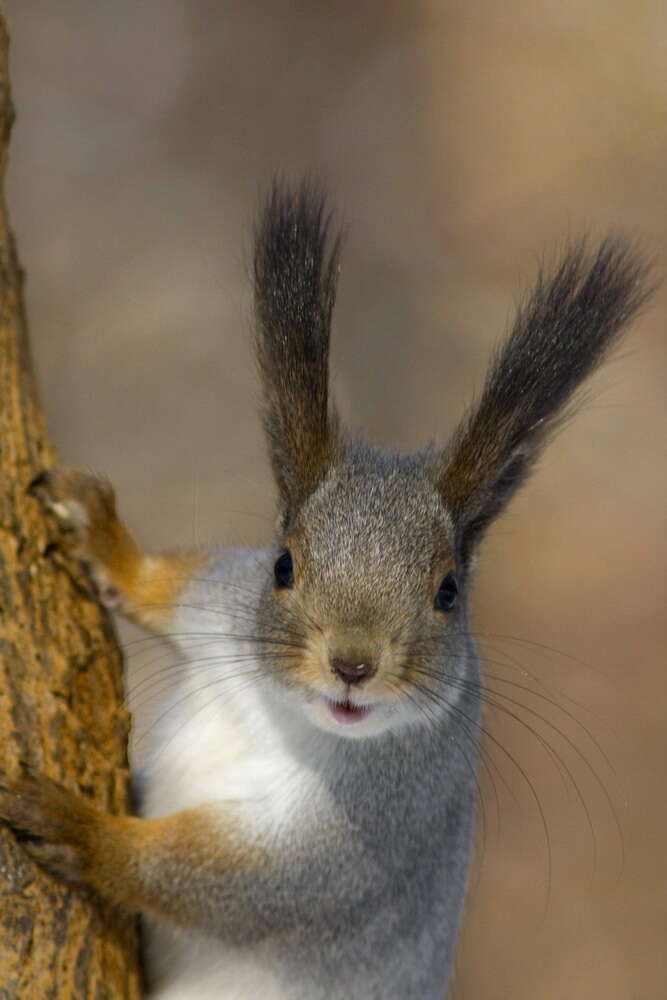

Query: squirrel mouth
[{"left": 327, "top": 698, "right": 372, "bottom": 724}]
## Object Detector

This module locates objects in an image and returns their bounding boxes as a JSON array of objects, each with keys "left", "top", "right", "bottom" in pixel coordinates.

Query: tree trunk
[{"left": 0, "top": 17, "right": 141, "bottom": 999}]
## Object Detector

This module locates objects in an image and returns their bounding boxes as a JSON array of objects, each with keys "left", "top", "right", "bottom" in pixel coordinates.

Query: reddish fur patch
[
  {"left": 118, "top": 551, "right": 206, "bottom": 631},
  {"left": 40, "top": 468, "right": 205, "bottom": 632},
  {"left": 0, "top": 771, "right": 265, "bottom": 919}
]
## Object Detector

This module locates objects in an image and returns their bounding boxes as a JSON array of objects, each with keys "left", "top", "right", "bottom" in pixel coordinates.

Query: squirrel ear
[
  {"left": 254, "top": 179, "right": 342, "bottom": 523},
  {"left": 437, "top": 239, "right": 652, "bottom": 562}
]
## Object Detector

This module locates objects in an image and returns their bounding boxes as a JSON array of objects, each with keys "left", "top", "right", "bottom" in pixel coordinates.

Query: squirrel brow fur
[
  {"left": 253, "top": 178, "right": 342, "bottom": 519},
  {"left": 439, "top": 237, "right": 653, "bottom": 555}
]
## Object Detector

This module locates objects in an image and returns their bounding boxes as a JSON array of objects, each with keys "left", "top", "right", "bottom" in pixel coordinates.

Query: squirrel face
[
  {"left": 253, "top": 181, "right": 650, "bottom": 741},
  {"left": 258, "top": 445, "right": 466, "bottom": 739}
]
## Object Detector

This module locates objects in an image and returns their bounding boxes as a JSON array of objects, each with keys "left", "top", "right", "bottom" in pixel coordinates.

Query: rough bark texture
[{"left": 0, "top": 17, "right": 141, "bottom": 999}]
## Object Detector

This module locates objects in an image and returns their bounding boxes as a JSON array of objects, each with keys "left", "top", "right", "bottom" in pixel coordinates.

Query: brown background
[{"left": 5, "top": 2, "right": 666, "bottom": 997}]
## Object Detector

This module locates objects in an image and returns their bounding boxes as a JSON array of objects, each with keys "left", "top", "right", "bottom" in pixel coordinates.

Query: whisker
[
  {"left": 390, "top": 674, "right": 493, "bottom": 865},
  {"left": 135, "top": 667, "right": 265, "bottom": 749},
  {"left": 407, "top": 675, "right": 553, "bottom": 912},
  {"left": 129, "top": 649, "right": 302, "bottom": 709},
  {"left": 144, "top": 675, "right": 266, "bottom": 764}
]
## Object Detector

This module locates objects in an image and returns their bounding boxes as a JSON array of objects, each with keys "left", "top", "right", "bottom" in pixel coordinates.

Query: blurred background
[{"left": 5, "top": 2, "right": 666, "bottom": 997}]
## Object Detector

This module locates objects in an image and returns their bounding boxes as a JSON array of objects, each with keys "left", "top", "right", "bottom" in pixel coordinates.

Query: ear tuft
[
  {"left": 254, "top": 178, "right": 342, "bottom": 521},
  {"left": 438, "top": 237, "right": 654, "bottom": 560}
]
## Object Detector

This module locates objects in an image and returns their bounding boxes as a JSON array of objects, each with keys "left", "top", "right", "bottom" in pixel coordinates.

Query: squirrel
[{"left": 0, "top": 181, "right": 651, "bottom": 999}]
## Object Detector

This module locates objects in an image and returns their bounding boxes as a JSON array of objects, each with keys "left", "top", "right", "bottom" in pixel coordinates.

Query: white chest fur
[
  {"left": 137, "top": 635, "right": 319, "bottom": 827},
  {"left": 133, "top": 626, "right": 327, "bottom": 998}
]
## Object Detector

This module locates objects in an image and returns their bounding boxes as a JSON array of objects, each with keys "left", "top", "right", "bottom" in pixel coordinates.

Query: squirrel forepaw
[
  {"left": 29, "top": 467, "right": 116, "bottom": 550},
  {"left": 0, "top": 768, "right": 96, "bottom": 885},
  {"left": 28, "top": 467, "right": 134, "bottom": 609},
  {"left": 28, "top": 466, "right": 203, "bottom": 630}
]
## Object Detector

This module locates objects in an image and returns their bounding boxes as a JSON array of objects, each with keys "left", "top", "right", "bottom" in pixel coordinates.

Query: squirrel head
[{"left": 253, "top": 179, "right": 651, "bottom": 739}]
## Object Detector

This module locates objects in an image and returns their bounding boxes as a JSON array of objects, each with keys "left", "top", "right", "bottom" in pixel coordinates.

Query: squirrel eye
[
  {"left": 434, "top": 571, "right": 458, "bottom": 612},
  {"left": 274, "top": 549, "right": 294, "bottom": 589}
]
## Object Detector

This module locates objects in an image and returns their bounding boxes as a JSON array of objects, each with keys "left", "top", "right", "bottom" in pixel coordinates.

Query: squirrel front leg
[
  {"left": 31, "top": 468, "right": 204, "bottom": 634},
  {"left": 0, "top": 768, "right": 269, "bottom": 938}
]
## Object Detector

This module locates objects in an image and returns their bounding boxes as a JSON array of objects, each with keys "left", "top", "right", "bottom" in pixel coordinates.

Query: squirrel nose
[{"left": 331, "top": 658, "right": 376, "bottom": 686}]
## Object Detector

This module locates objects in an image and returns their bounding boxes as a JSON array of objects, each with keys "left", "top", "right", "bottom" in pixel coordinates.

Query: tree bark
[{"left": 0, "top": 17, "right": 141, "bottom": 999}]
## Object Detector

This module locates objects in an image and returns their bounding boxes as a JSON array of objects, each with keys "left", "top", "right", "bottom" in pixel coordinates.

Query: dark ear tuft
[
  {"left": 254, "top": 178, "right": 342, "bottom": 522},
  {"left": 438, "top": 238, "right": 653, "bottom": 560}
]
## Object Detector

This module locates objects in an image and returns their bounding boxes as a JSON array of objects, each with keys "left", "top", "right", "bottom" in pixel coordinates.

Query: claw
[{"left": 27, "top": 468, "right": 53, "bottom": 496}]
